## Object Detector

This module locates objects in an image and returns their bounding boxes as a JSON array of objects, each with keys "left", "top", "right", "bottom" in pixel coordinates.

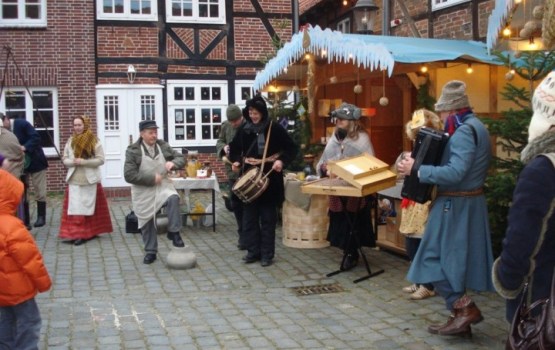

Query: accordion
[{"left": 401, "top": 127, "right": 449, "bottom": 204}]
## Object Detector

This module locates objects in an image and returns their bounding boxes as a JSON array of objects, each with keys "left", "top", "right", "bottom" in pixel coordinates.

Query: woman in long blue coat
[{"left": 398, "top": 80, "right": 494, "bottom": 337}]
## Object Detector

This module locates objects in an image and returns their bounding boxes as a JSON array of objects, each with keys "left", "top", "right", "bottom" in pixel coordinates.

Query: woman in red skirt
[{"left": 59, "top": 116, "right": 113, "bottom": 245}]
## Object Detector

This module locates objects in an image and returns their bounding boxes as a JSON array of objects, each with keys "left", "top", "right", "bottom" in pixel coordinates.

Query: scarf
[
  {"left": 243, "top": 118, "right": 270, "bottom": 154},
  {"left": 71, "top": 116, "right": 97, "bottom": 159},
  {"left": 521, "top": 129, "right": 555, "bottom": 164},
  {"left": 444, "top": 107, "right": 473, "bottom": 136}
]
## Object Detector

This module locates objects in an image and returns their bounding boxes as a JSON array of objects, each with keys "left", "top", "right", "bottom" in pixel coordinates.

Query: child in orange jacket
[{"left": 0, "top": 168, "right": 52, "bottom": 349}]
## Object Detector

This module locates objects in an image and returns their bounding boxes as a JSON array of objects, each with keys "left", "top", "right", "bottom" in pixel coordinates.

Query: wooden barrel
[{"left": 282, "top": 194, "right": 330, "bottom": 249}]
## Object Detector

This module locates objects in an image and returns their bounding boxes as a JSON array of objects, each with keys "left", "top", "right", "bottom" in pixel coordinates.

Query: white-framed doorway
[{"left": 96, "top": 84, "right": 163, "bottom": 188}]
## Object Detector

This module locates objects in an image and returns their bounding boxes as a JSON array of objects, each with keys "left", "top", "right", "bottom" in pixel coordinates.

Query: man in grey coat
[
  {"left": 398, "top": 80, "right": 494, "bottom": 336},
  {"left": 216, "top": 104, "right": 246, "bottom": 250},
  {"left": 124, "top": 120, "right": 186, "bottom": 264}
]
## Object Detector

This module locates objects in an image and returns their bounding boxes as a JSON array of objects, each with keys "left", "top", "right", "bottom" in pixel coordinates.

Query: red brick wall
[
  {"left": 0, "top": 0, "right": 96, "bottom": 192},
  {"left": 389, "top": 0, "right": 495, "bottom": 39}
]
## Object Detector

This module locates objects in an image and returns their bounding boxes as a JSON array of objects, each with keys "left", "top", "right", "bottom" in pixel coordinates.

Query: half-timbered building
[{"left": 0, "top": 0, "right": 294, "bottom": 193}]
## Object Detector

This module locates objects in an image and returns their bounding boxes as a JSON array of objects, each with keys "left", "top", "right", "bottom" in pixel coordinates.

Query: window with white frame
[
  {"left": 0, "top": 0, "right": 47, "bottom": 27},
  {"left": 1, "top": 88, "right": 59, "bottom": 157},
  {"left": 167, "top": 81, "right": 228, "bottom": 147},
  {"left": 431, "top": 0, "right": 469, "bottom": 11},
  {"left": 96, "top": 0, "right": 158, "bottom": 20},
  {"left": 166, "top": 0, "right": 225, "bottom": 24},
  {"left": 337, "top": 18, "right": 351, "bottom": 34}
]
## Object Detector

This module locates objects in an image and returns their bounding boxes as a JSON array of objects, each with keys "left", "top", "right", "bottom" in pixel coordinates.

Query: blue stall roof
[{"left": 254, "top": 26, "right": 501, "bottom": 91}]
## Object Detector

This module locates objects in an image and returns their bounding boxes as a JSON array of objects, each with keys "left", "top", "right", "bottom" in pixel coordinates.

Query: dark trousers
[
  {"left": 405, "top": 236, "right": 434, "bottom": 291},
  {"left": 243, "top": 201, "right": 277, "bottom": 260},
  {"left": 229, "top": 179, "right": 244, "bottom": 246}
]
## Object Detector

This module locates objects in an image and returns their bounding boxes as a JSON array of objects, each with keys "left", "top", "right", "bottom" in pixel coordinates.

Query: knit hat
[
  {"left": 529, "top": 71, "right": 555, "bottom": 142},
  {"left": 434, "top": 80, "right": 471, "bottom": 112},
  {"left": 331, "top": 102, "right": 361, "bottom": 120},
  {"left": 405, "top": 109, "right": 443, "bottom": 141},
  {"left": 226, "top": 104, "right": 242, "bottom": 121}
]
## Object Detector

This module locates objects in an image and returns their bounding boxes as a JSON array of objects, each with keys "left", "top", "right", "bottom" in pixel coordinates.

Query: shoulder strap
[{"left": 463, "top": 123, "right": 478, "bottom": 146}]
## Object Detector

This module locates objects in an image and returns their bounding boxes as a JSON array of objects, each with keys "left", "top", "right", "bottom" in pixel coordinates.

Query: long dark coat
[{"left": 493, "top": 130, "right": 555, "bottom": 322}]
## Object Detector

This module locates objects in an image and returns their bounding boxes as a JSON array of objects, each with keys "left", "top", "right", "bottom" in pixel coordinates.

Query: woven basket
[{"left": 282, "top": 194, "right": 330, "bottom": 249}]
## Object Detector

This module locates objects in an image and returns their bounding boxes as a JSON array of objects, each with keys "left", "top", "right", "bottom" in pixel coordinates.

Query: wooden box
[{"left": 301, "top": 154, "right": 396, "bottom": 197}]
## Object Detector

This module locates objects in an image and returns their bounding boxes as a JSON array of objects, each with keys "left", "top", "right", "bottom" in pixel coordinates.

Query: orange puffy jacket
[{"left": 0, "top": 169, "right": 51, "bottom": 306}]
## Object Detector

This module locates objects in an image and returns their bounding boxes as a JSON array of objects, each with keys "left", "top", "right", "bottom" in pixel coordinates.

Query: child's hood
[{"left": 0, "top": 169, "right": 23, "bottom": 215}]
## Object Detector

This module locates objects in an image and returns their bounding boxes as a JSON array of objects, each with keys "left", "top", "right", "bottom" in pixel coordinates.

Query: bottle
[{"left": 204, "top": 162, "right": 213, "bottom": 177}]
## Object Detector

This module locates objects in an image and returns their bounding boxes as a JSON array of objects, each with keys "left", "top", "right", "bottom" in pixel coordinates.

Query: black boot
[
  {"left": 34, "top": 201, "right": 46, "bottom": 228},
  {"left": 167, "top": 232, "right": 185, "bottom": 247}
]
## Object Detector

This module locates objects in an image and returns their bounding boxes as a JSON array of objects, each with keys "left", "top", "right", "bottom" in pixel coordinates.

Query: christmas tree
[{"left": 483, "top": 50, "right": 555, "bottom": 256}]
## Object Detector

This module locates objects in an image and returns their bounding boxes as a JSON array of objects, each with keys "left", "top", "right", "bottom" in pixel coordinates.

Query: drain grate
[{"left": 291, "top": 283, "right": 345, "bottom": 296}]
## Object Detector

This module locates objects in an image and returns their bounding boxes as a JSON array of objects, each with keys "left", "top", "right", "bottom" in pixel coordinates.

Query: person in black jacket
[
  {"left": 493, "top": 71, "right": 555, "bottom": 323},
  {"left": 2, "top": 113, "right": 48, "bottom": 228},
  {"left": 228, "top": 95, "right": 298, "bottom": 267}
]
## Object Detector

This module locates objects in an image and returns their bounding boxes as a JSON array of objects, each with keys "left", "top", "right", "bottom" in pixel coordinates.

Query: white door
[{"left": 96, "top": 85, "right": 163, "bottom": 188}]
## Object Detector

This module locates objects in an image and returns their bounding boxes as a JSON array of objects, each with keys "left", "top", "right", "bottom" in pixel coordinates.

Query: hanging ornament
[
  {"left": 379, "top": 69, "right": 389, "bottom": 106},
  {"left": 354, "top": 68, "right": 362, "bottom": 94},
  {"left": 329, "top": 62, "right": 338, "bottom": 84},
  {"left": 505, "top": 71, "right": 515, "bottom": 81}
]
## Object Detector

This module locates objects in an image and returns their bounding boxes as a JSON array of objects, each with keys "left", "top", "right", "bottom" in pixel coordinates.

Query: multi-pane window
[
  {"left": 0, "top": 0, "right": 47, "bottom": 27},
  {"left": 104, "top": 96, "right": 119, "bottom": 131},
  {"left": 168, "top": 81, "right": 227, "bottom": 146},
  {"left": 96, "top": 0, "right": 157, "bottom": 20},
  {"left": 1, "top": 88, "right": 59, "bottom": 156},
  {"left": 337, "top": 18, "right": 351, "bottom": 34},
  {"left": 431, "top": 0, "right": 469, "bottom": 11},
  {"left": 166, "top": 0, "right": 225, "bottom": 23},
  {"left": 141, "top": 95, "right": 156, "bottom": 121}
]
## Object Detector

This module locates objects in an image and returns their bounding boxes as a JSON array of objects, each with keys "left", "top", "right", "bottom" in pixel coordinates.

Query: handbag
[
  {"left": 125, "top": 210, "right": 141, "bottom": 234},
  {"left": 506, "top": 270, "right": 555, "bottom": 350}
]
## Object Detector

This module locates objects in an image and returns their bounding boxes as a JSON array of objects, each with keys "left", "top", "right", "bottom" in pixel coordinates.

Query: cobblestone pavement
[{"left": 30, "top": 191, "right": 508, "bottom": 350}]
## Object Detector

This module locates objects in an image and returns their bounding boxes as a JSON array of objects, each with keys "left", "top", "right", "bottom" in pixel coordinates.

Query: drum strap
[{"left": 256, "top": 121, "right": 273, "bottom": 181}]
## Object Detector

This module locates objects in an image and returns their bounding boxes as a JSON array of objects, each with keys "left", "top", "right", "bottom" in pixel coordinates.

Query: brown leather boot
[
  {"left": 436, "top": 301, "right": 483, "bottom": 336},
  {"left": 428, "top": 314, "right": 454, "bottom": 334}
]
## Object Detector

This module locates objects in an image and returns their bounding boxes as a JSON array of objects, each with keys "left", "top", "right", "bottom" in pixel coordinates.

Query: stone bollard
[{"left": 166, "top": 245, "right": 197, "bottom": 270}]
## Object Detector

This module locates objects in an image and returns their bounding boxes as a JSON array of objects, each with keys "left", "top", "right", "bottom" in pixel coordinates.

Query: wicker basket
[{"left": 282, "top": 194, "right": 330, "bottom": 249}]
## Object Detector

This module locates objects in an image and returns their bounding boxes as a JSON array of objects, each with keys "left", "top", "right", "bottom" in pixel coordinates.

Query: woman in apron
[{"left": 59, "top": 116, "right": 113, "bottom": 245}]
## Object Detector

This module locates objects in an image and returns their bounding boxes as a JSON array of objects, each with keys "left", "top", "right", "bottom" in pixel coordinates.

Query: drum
[{"left": 232, "top": 167, "right": 269, "bottom": 204}]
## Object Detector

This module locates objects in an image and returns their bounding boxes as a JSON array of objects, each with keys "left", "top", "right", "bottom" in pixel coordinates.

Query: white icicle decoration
[{"left": 253, "top": 26, "right": 395, "bottom": 92}]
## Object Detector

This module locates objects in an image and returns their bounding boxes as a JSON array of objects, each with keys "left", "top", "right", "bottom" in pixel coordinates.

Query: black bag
[
  {"left": 401, "top": 127, "right": 449, "bottom": 203},
  {"left": 506, "top": 270, "right": 555, "bottom": 350},
  {"left": 125, "top": 210, "right": 141, "bottom": 234}
]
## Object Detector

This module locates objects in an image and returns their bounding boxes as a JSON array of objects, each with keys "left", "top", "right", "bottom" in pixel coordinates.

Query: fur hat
[
  {"left": 226, "top": 104, "right": 242, "bottom": 121},
  {"left": 331, "top": 102, "right": 361, "bottom": 120},
  {"left": 529, "top": 71, "right": 555, "bottom": 142},
  {"left": 405, "top": 109, "right": 443, "bottom": 141},
  {"left": 244, "top": 95, "right": 268, "bottom": 119},
  {"left": 434, "top": 80, "right": 471, "bottom": 112}
]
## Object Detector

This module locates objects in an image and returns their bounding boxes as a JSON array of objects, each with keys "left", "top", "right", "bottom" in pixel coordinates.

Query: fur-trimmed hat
[
  {"left": 529, "top": 71, "right": 555, "bottom": 142},
  {"left": 244, "top": 95, "right": 268, "bottom": 119},
  {"left": 434, "top": 80, "right": 471, "bottom": 112},
  {"left": 226, "top": 104, "right": 242, "bottom": 121},
  {"left": 331, "top": 102, "right": 361, "bottom": 120},
  {"left": 405, "top": 109, "right": 443, "bottom": 141}
]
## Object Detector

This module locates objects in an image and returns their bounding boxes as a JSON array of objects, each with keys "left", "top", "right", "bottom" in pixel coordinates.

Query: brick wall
[
  {"left": 0, "top": 0, "right": 96, "bottom": 192},
  {"left": 389, "top": 0, "right": 494, "bottom": 39}
]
